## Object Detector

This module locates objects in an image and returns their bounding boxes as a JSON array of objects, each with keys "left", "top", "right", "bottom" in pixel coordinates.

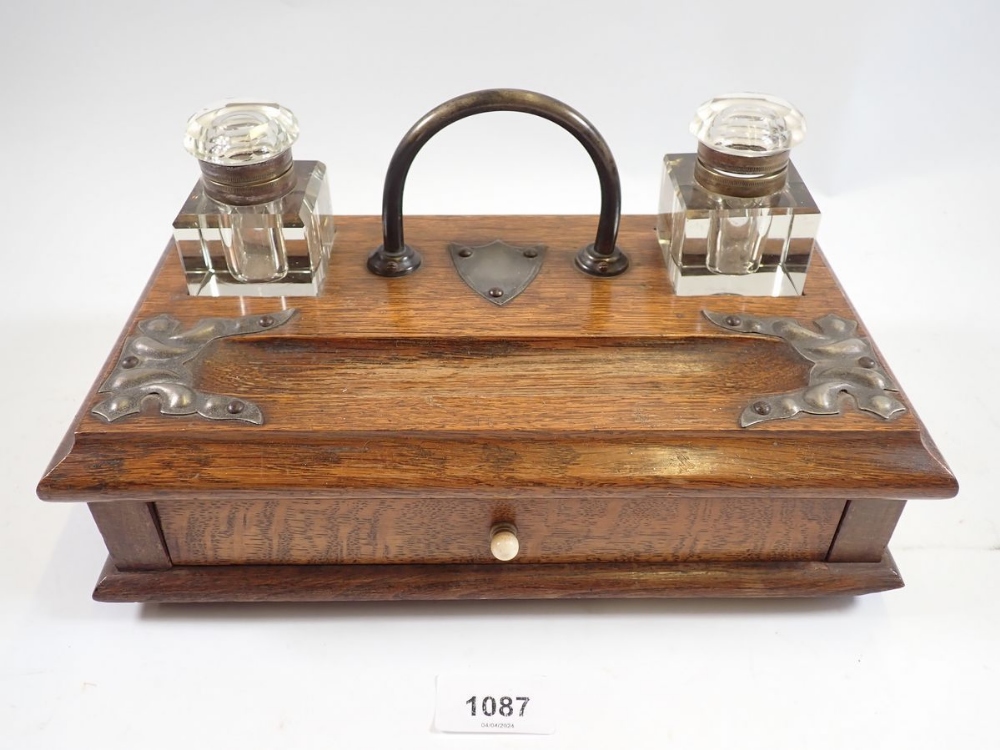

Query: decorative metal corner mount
[
  {"left": 449, "top": 240, "right": 546, "bottom": 306},
  {"left": 92, "top": 309, "right": 297, "bottom": 425},
  {"left": 703, "top": 310, "right": 907, "bottom": 428}
]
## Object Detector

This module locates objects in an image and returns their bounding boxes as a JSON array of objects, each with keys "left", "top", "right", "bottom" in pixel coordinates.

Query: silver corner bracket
[
  {"left": 92, "top": 309, "right": 297, "bottom": 425},
  {"left": 704, "top": 310, "right": 907, "bottom": 427}
]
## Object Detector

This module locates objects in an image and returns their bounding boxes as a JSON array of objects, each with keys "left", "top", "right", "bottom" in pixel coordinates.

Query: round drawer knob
[{"left": 490, "top": 524, "right": 519, "bottom": 562}]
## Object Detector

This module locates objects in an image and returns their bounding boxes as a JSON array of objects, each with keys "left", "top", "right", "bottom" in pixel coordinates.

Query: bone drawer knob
[{"left": 490, "top": 524, "right": 519, "bottom": 562}]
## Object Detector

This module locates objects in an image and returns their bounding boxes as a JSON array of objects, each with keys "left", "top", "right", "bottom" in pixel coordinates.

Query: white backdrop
[{"left": 2, "top": 1, "right": 998, "bottom": 748}]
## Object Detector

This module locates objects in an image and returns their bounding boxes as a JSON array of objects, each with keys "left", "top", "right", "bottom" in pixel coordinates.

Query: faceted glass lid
[
  {"left": 184, "top": 101, "right": 299, "bottom": 166},
  {"left": 690, "top": 93, "right": 806, "bottom": 157}
]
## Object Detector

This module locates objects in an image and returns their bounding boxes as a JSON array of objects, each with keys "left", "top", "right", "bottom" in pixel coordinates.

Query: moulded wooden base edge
[{"left": 93, "top": 554, "right": 904, "bottom": 602}]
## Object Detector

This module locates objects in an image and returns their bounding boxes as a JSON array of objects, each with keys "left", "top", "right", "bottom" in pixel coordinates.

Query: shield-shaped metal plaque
[{"left": 448, "top": 240, "right": 547, "bottom": 306}]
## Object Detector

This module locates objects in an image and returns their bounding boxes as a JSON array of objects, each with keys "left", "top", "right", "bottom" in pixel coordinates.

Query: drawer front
[{"left": 156, "top": 497, "right": 846, "bottom": 565}]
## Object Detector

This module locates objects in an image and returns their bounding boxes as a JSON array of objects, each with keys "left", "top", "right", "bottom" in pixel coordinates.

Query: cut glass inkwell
[
  {"left": 657, "top": 93, "right": 820, "bottom": 296},
  {"left": 172, "top": 100, "right": 335, "bottom": 297}
]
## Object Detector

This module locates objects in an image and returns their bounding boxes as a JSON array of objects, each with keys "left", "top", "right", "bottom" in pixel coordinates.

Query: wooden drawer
[{"left": 156, "top": 496, "right": 846, "bottom": 565}]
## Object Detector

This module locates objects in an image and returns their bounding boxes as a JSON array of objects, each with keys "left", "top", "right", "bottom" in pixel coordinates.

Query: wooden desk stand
[{"left": 37, "top": 215, "right": 957, "bottom": 602}]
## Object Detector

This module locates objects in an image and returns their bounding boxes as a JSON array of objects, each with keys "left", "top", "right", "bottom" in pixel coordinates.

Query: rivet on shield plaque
[{"left": 448, "top": 240, "right": 547, "bottom": 306}]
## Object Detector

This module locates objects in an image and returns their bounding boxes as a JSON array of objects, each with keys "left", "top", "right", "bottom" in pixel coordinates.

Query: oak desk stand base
[{"left": 38, "top": 216, "right": 957, "bottom": 603}]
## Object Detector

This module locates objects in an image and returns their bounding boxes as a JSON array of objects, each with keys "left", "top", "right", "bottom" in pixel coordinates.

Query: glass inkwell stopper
[{"left": 184, "top": 102, "right": 300, "bottom": 207}]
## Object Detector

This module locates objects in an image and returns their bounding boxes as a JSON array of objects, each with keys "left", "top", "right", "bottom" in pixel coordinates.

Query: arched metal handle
[{"left": 367, "top": 88, "right": 629, "bottom": 278}]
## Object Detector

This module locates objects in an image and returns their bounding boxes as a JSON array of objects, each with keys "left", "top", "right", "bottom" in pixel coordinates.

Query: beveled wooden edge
[
  {"left": 93, "top": 553, "right": 904, "bottom": 602},
  {"left": 38, "top": 430, "right": 959, "bottom": 503},
  {"left": 36, "top": 243, "right": 168, "bottom": 489}
]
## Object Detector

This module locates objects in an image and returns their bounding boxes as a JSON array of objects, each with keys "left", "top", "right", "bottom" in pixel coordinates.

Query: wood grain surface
[
  {"left": 91, "top": 554, "right": 905, "bottom": 602},
  {"left": 157, "top": 496, "right": 846, "bottom": 565},
  {"left": 38, "top": 432, "right": 957, "bottom": 502},
  {"left": 37, "top": 215, "right": 957, "bottom": 503},
  {"left": 45, "top": 216, "right": 946, "bottom": 435},
  {"left": 826, "top": 500, "right": 907, "bottom": 563},
  {"left": 88, "top": 502, "right": 171, "bottom": 570}
]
